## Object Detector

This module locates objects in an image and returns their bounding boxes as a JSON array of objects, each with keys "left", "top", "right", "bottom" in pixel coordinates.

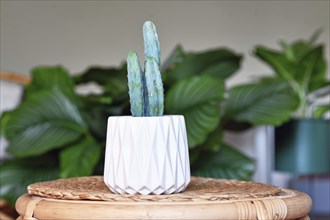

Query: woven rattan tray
[{"left": 16, "top": 176, "right": 311, "bottom": 220}]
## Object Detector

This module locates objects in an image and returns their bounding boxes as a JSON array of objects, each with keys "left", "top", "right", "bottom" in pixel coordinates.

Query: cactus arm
[
  {"left": 143, "top": 21, "right": 161, "bottom": 67},
  {"left": 144, "top": 57, "right": 164, "bottom": 116},
  {"left": 127, "top": 50, "right": 144, "bottom": 116},
  {"left": 127, "top": 21, "right": 164, "bottom": 117}
]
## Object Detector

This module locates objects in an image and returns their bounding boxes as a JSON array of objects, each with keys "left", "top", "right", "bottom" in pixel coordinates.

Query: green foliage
[
  {"left": 59, "top": 137, "right": 101, "bottom": 178},
  {"left": 0, "top": 45, "right": 299, "bottom": 205},
  {"left": 5, "top": 87, "right": 87, "bottom": 157},
  {"left": 254, "top": 31, "right": 329, "bottom": 118},
  {"left": 192, "top": 143, "right": 255, "bottom": 180},
  {"left": 163, "top": 47, "right": 242, "bottom": 84},
  {"left": 25, "top": 66, "right": 76, "bottom": 98},
  {"left": 166, "top": 76, "right": 224, "bottom": 147},
  {"left": 0, "top": 155, "right": 59, "bottom": 205},
  {"left": 222, "top": 79, "right": 299, "bottom": 126},
  {"left": 1, "top": 67, "right": 102, "bottom": 203}
]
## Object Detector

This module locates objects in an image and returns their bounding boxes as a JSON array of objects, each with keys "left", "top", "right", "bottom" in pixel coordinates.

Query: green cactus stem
[
  {"left": 143, "top": 21, "right": 161, "bottom": 68},
  {"left": 145, "top": 57, "right": 164, "bottom": 116},
  {"left": 127, "top": 50, "right": 144, "bottom": 116},
  {"left": 127, "top": 21, "right": 164, "bottom": 116}
]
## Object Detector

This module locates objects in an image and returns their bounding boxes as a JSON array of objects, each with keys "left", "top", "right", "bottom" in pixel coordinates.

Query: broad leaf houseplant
[
  {"left": 103, "top": 21, "right": 190, "bottom": 194},
  {"left": 254, "top": 31, "right": 330, "bottom": 174}
]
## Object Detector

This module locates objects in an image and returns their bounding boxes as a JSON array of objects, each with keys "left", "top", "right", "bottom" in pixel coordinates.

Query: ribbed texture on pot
[{"left": 104, "top": 115, "right": 190, "bottom": 195}]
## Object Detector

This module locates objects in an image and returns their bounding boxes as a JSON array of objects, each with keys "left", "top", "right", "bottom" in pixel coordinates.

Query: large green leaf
[
  {"left": 280, "top": 40, "right": 310, "bottom": 63},
  {"left": 280, "top": 29, "right": 323, "bottom": 63},
  {"left": 25, "top": 66, "right": 75, "bottom": 98},
  {"left": 166, "top": 76, "right": 224, "bottom": 147},
  {"left": 298, "top": 45, "right": 326, "bottom": 88},
  {"left": 0, "top": 156, "right": 59, "bottom": 205},
  {"left": 254, "top": 46, "right": 295, "bottom": 83},
  {"left": 164, "top": 48, "right": 242, "bottom": 83},
  {"left": 256, "top": 41, "right": 327, "bottom": 96},
  {"left": 223, "top": 79, "right": 299, "bottom": 125},
  {"left": 60, "top": 137, "right": 102, "bottom": 178},
  {"left": 5, "top": 87, "right": 87, "bottom": 157},
  {"left": 192, "top": 143, "right": 255, "bottom": 180}
]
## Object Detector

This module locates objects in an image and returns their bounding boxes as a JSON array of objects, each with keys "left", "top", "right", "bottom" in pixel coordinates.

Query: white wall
[
  {"left": 1, "top": 1, "right": 329, "bottom": 183},
  {"left": 1, "top": 1, "right": 329, "bottom": 86}
]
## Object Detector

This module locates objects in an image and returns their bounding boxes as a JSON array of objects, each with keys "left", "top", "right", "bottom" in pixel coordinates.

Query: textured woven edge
[
  {"left": 16, "top": 190, "right": 312, "bottom": 220},
  {"left": 28, "top": 176, "right": 282, "bottom": 202}
]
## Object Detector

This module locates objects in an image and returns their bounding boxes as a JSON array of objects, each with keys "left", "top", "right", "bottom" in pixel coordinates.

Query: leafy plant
[
  {"left": 0, "top": 33, "right": 299, "bottom": 206},
  {"left": 254, "top": 30, "right": 329, "bottom": 118}
]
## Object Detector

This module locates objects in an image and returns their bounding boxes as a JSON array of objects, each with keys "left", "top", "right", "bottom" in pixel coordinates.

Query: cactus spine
[{"left": 127, "top": 21, "right": 164, "bottom": 116}]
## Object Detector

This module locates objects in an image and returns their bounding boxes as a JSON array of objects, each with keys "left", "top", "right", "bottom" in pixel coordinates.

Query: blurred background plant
[
  {"left": 254, "top": 31, "right": 330, "bottom": 178},
  {"left": 254, "top": 29, "right": 329, "bottom": 119},
  {"left": 0, "top": 45, "right": 300, "bottom": 205}
]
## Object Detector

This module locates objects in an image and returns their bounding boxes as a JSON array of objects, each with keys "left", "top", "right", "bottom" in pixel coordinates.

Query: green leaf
[
  {"left": 289, "top": 41, "right": 311, "bottom": 62},
  {"left": 60, "top": 137, "right": 102, "bottom": 178},
  {"left": 201, "top": 126, "right": 223, "bottom": 152},
  {"left": 254, "top": 46, "right": 295, "bottom": 82},
  {"left": 192, "top": 143, "right": 255, "bottom": 180},
  {"left": 256, "top": 42, "right": 327, "bottom": 97},
  {"left": 308, "top": 80, "right": 330, "bottom": 94},
  {"left": 298, "top": 45, "right": 326, "bottom": 88},
  {"left": 5, "top": 87, "right": 87, "bottom": 157},
  {"left": 223, "top": 79, "right": 299, "bottom": 125},
  {"left": 166, "top": 76, "right": 224, "bottom": 147},
  {"left": 280, "top": 41, "right": 295, "bottom": 62},
  {"left": 313, "top": 105, "right": 330, "bottom": 118},
  {"left": 25, "top": 66, "right": 75, "bottom": 98},
  {"left": 164, "top": 48, "right": 242, "bottom": 82},
  {"left": 0, "top": 156, "right": 59, "bottom": 205},
  {"left": 0, "top": 111, "right": 11, "bottom": 136}
]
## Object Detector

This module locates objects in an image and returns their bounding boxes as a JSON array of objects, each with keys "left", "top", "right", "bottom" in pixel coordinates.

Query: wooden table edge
[{"left": 16, "top": 188, "right": 311, "bottom": 220}]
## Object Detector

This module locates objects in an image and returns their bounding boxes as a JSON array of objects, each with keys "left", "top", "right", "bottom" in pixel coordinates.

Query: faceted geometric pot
[{"left": 104, "top": 115, "right": 190, "bottom": 195}]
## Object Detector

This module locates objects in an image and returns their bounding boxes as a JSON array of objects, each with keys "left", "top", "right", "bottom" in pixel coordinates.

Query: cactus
[
  {"left": 127, "top": 21, "right": 164, "bottom": 116},
  {"left": 143, "top": 21, "right": 161, "bottom": 68}
]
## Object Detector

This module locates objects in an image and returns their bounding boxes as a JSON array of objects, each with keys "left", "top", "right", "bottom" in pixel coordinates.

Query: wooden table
[{"left": 16, "top": 176, "right": 311, "bottom": 220}]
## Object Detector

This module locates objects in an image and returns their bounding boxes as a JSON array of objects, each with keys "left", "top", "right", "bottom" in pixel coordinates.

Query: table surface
[{"left": 16, "top": 176, "right": 312, "bottom": 220}]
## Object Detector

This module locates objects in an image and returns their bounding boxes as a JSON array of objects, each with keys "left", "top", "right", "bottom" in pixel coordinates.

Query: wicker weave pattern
[
  {"left": 235, "top": 199, "right": 287, "bottom": 219},
  {"left": 27, "top": 176, "right": 281, "bottom": 202},
  {"left": 17, "top": 176, "right": 312, "bottom": 220}
]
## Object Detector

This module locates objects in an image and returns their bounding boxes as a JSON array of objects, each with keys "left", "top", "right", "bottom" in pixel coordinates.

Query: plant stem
[{"left": 296, "top": 88, "right": 308, "bottom": 118}]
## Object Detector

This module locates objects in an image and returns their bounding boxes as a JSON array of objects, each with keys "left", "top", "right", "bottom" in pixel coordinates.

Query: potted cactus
[{"left": 103, "top": 21, "right": 191, "bottom": 195}]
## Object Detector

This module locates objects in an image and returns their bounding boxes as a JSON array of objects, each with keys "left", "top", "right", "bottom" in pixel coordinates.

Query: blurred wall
[{"left": 1, "top": 1, "right": 329, "bottom": 87}]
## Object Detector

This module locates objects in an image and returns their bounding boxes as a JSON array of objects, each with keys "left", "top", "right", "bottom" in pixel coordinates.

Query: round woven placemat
[{"left": 28, "top": 176, "right": 281, "bottom": 202}]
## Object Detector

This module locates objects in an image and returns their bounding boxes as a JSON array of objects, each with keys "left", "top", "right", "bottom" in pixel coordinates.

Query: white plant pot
[{"left": 104, "top": 115, "right": 190, "bottom": 195}]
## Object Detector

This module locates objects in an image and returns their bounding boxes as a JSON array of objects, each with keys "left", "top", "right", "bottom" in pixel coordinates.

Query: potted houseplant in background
[
  {"left": 254, "top": 30, "right": 330, "bottom": 175},
  {"left": 104, "top": 21, "right": 190, "bottom": 194}
]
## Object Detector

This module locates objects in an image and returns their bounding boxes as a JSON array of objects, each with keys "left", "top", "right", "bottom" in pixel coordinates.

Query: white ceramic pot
[{"left": 104, "top": 115, "right": 190, "bottom": 195}]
